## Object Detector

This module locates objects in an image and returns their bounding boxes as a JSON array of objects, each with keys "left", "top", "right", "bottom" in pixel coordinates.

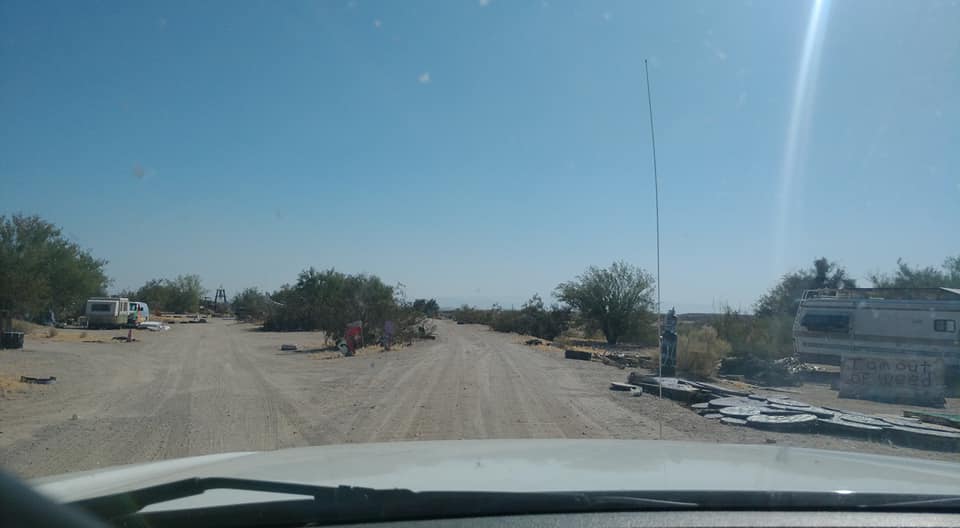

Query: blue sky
[{"left": 2, "top": 0, "right": 958, "bottom": 312}]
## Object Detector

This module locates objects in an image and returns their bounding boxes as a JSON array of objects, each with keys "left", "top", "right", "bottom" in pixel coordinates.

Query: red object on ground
[{"left": 345, "top": 324, "right": 362, "bottom": 352}]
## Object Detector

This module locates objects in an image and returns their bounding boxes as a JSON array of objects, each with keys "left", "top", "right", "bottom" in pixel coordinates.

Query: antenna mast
[{"left": 644, "top": 59, "right": 664, "bottom": 440}]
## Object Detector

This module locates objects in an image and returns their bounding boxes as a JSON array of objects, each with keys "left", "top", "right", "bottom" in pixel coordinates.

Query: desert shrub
[
  {"left": 124, "top": 275, "right": 204, "bottom": 313},
  {"left": 711, "top": 307, "right": 793, "bottom": 359},
  {"left": 451, "top": 305, "right": 495, "bottom": 325},
  {"left": 232, "top": 287, "right": 272, "bottom": 321},
  {"left": 46, "top": 326, "right": 58, "bottom": 338},
  {"left": 484, "top": 295, "right": 571, "bottom": 340},
  {"left": 263, "top": 268, "right": 421, "bottom": 345},
  {"left": 677, "top": 325, "right": 732, "bottom": 379},
  {"left": 412, "top": 299, "right": 440, "bottom": 317}
]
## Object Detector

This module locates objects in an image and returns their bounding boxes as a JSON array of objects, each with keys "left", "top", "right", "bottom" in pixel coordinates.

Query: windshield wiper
[{"left": 71, "top": 476, "right": 695, "bottom": 524}]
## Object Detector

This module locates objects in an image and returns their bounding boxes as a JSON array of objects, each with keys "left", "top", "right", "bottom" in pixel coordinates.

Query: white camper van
[
  {"left": 793, "top": 288, "right": 960, "bottom": 367},
  {"left": 84, "top": 297, "right": 132, "bottom": 329}
]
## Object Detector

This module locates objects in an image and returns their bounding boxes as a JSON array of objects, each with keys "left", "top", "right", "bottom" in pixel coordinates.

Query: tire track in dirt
[{"left": 224, "top": 333, "right": 325, "bottom": 448}]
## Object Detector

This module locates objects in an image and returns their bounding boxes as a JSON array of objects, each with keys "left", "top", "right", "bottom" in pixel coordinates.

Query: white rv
[
  {"left": 793, "top": 288, "right": 960, "bottom": 367},
  {"left": 84, "top": 297, "right": 132, "bottom": 329}
]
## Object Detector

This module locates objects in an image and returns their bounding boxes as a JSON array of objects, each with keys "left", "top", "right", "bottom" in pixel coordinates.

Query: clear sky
[{"left": 2, "top": 0, "right": 958, "bottom": 312}]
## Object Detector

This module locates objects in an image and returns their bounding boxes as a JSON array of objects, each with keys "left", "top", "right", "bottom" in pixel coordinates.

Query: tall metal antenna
[{"left": 644, "top": 58, "right": 663, "bottom": 440}]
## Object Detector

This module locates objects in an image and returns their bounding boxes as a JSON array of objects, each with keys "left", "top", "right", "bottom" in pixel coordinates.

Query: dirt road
[{"left": 0, "top": 319, "right": 953, "bottom": 479}]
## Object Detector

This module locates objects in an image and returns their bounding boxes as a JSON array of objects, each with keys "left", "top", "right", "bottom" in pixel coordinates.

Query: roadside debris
[
  {"left": 719, "top": 355, "right": 820, "bottom": 386},
  {"left": 280, "top": 344, "right": 299, "bottom": 351},
  {"left": 600, "top": 352, "right": 646, "bottom": 369},
  {"left": 138, "top": 321, "right": 171, "bottom": 331},
  {"left": 564, "top": 350, "right": 592, "bottom": 361},
  {"left": 20, "top": 376, "right": 57, "bottom": 385},
  {"left": 903, "top": 410, "right": 960, "bottom": 429},
  {"left": 622, "top": 372, "right": 960, "bottom": 452},
  {"left": 523, "top": 339, "right": 543, "bottom": 346},
  {"left": 746, "top": 413, "right": 818, "bottom": 432}
]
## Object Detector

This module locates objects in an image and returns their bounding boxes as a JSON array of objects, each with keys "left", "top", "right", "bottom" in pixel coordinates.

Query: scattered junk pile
[
  {"left": 718, "top": 354, "right": 823, "bottom": 386},
  {"left": 137, "top": 321, "right": 171, "bottom": 332},
  {"left": 617, "top": 373, "right": 960, "bottom": 453},
  {"left": 604, "top": 305, "right": 960, "bottom": 452},
  {"left": 563, "top": 348, "right": 650, "bottom": 368}
]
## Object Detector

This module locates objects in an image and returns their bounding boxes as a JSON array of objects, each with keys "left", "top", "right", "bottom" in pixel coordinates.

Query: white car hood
[{"left": 32, "top": 440, "right": 960, "bottom": 511}]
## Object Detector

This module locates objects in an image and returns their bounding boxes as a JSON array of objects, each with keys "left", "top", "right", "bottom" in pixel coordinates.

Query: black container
[{"left": 1, "top": 331, "right": 24, "bottom": 349}]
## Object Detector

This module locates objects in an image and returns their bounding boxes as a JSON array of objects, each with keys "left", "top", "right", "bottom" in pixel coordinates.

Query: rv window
[
  {"left": 90, "top": 303, "right": 112, "bottom": 312},
  {"left": 934, "top": 319, "right": 957, "bottom": 333},
  {"left": 801, "top": 313, "right": 849, "bottom": 333}
]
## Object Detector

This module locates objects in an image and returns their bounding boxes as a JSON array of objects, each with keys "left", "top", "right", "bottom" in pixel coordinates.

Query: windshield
[{"left": 1, "top": 0, "right": 959, "bottom": 513}]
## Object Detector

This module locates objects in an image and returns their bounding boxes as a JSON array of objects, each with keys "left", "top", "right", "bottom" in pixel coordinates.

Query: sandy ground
[{"left": 1, "top": 319, "right": 957, "bottom": 480}]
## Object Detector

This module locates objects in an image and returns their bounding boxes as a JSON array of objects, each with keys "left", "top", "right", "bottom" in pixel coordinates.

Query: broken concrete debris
[
  {"left": 720, "top": 417, "right": 748, "bottom": 426},
  {"left": 719, "top": 406, "right": 764, "bottom": 418},
  {"left": 903, "top": 410, "right": 960, "bottom": 429},
  {"left": 719, "top": 355, "right": 821, "bottom": 386},
  {"left": 746, "top": 413, "right": 818, "bottom": 432},
  {"left": 622, "top": 372, "right": 960, "bottom": 452}
]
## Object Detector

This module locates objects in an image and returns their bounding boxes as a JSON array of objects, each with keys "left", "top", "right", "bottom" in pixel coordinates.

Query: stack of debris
[
  {"left": 600, "top": 352, "right": 645, "bottom": 369},
  {"left": 719, "top": 355, "right": 820, "bottom": 386},
  {"left": 622, "top": 373, "right": 960, "bottom": 452},
  {"left": 563, "top": 348, "right": 651, "bottom": 369}
]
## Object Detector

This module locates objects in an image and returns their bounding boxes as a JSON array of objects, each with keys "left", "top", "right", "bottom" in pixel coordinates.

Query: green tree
[
  {"left": 451, "top": 304, "right": 492, "bottom": 325},
  {"left": 754, "top": 257, "right": 855, "bottom": 317},
  {"left": 264, "top": 268, "right": 402, "bottom": 343},
  {"left": 168, "top": 275, "right": 204, "bottom": 313},
  {"left": 128, "top": 275, "right": 204, "bottom": 313},
  {"left": 555, "top": 261, "right": 656, "bottom": 344},
  {"left": 711, "top": 305, "right": 795, "bottom": 359},
  {"left": 412, "top": 298, "right": 440, "bottom": 317},
  {"left": 0, "top": 214, "right": 110, "bottom": 320},
  {"left": 488, "top": 294, "right": 572, "bottom": 340},
  {"left": 868, "top": 256, "right": 960, "bottom": 288},
  {"left": 232, "top": 287, "right": 271, "bottom": 321}
]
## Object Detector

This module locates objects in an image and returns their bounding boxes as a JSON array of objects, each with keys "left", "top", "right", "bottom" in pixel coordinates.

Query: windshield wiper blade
[
  {"left": 71, "top": 477, "right": 697, "bottom": 523},
  {"left": 71, "top": 477, "right": 405, "bottom": 520}
]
